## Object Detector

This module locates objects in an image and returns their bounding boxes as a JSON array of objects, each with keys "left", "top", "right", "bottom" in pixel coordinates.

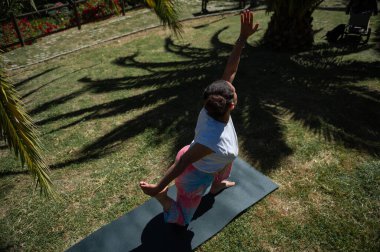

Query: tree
[
  {"left": 263, "top": 0, "right": 324, "bottom": 50},
  {"left": 0, "top": 53, "right": 54, "bottom": 197}
]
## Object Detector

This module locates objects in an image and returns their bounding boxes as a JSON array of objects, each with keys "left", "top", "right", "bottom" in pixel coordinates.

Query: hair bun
[
  {"left": 203, "top": 80, "right": 234, "bottom": 119},
  {"left": 205, "top": 94, "right": 227, "bottom": 117}
]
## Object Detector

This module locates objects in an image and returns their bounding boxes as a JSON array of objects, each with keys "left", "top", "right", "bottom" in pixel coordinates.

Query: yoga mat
[{"left": 67, "top": 158, "right": 278, "bottom": 252}]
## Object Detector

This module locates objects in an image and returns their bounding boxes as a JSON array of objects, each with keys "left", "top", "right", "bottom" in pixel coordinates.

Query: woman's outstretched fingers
[
  {"left": 241, "top": 9, "right": 249, "bottom": 22},
  {"left": 240, "top": 10, "right": 259, "bottom": 39},
  {"left": 251, "top": 11, "right": 259, "bottom": 32}
]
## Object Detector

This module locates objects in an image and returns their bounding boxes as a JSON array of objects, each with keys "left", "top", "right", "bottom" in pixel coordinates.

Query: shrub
[{"left": 0, "top": 0, "right": 123, "bottom": 49}]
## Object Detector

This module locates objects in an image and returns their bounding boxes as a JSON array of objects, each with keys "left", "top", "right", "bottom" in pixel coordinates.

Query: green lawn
[
  {"left": 3, "top": 0, "right": 349, "bottom": 69},
  {"left": 3, "top": 0, "right": 241, "bottom": 68},
  {"left": 1, "top": 4, "right": 380, "bottom": 252}
]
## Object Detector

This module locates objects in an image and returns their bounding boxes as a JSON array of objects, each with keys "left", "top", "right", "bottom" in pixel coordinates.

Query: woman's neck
[{"left": 215, "top": 111, "right": 230, "bottom": 124}]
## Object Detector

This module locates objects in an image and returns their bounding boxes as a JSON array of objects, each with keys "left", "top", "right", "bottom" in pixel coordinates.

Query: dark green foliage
[{"left": 264, "top": 0, "right": 324, "bottom": 50}]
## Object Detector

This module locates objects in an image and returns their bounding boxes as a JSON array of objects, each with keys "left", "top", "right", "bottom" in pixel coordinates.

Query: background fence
[
  {"left": 0, "top": 0, "right": 257, "bottom": 50},
  {"left": 0, "top": 0, "right": 143, "bottom": 50}
]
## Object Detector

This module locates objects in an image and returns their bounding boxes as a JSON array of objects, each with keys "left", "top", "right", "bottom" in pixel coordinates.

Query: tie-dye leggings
[{"left": 164, "top": 145, "right": 232, "bottom": 226}]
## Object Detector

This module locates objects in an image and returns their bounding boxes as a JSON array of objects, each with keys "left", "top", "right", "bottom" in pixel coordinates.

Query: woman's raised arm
[{"left": 222, "top": 10, "right": 259, "bottom": 84}]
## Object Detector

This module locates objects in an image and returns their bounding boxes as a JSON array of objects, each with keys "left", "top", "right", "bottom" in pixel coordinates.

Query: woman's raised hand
[{"left": 240, "top": 9, "right": 259, "bottom": 40}]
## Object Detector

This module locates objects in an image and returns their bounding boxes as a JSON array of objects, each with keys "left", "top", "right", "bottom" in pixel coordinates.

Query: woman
[{"left": 140, "top": 9, "right": 259, "bottom": 226}]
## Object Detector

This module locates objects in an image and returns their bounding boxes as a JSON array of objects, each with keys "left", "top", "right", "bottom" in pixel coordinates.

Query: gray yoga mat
[{"left": 67, "top": 158, "right": 278, "bottom": 252}]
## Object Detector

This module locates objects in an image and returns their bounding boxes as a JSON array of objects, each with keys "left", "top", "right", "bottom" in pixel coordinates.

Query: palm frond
[
  {"left": 145, "top": 0, "right": 182, "bottom": 36},
  {"left": 29, "top": 0, "right": 38, "bottom": 12},
  {"left": 0, "top": 54, "right": 55, "bottom": 198},
  {"left": 104, "top": 0, "right": 121, "bottom": 15}
]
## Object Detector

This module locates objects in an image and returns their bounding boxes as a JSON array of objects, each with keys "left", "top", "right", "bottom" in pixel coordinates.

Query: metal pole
[
  {"left": 10, "top": 12, "right": 24, "bottom": 47},
  {"left": 70, "top": 0, "right": 81, "bottom": 30},
  {"left": 121, "top": 0, "right": 126, "bottom": 16}
]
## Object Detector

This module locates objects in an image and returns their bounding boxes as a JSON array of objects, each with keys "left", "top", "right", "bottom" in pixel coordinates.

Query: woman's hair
[{"left": 203, "top": 80, "right": 234, "bottom": 119}]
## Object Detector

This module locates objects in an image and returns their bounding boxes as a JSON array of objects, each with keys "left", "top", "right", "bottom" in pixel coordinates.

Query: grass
[
  {"left": 5, "top": 0, "right": 346, "bottom": 68},
  {"left": 3, "top": 0, "right": 242, "bottom": 68},
  {"left": 1, "top": 2, "right": 380, "bottom": 251}
]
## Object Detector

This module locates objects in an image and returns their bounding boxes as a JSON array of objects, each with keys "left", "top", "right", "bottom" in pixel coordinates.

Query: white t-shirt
[{"left": 190, "top": 108, "right": 239, "bottom": 173}]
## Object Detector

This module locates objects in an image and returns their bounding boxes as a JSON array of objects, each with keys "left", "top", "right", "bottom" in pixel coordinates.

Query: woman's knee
[
  {"left": 175, "top": 145, "right": 190, "bottom": 162},
  {"left": 214, "top": 163, "right": 232, "bottom": 183}
]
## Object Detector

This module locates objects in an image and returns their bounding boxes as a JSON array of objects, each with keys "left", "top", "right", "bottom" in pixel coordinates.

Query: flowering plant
[
  {"left": 1, "top": 0, "right": 123, "bottom": 49},
  {"left": 79, "top": 0, "right": 121, "bottom": 23}
]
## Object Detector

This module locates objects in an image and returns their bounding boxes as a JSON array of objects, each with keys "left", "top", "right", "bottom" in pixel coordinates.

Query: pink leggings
[{"left": 164, "top": 145, "right": 232, "bottom": 226}]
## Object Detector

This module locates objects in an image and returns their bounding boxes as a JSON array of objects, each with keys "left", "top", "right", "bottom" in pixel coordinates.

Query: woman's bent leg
[
  {"left": 214, "top": 163, "right": 232, "bottom": 183},
  {"left": 210, "top": 163, "right": 235, "bottom": 194},
  {"left": 165, "top": 165, "right": 213, "bottom": 225},
  {"left": 163, "top": 145, "right": 213, "bottom": 226},
  {"left": 150, "top": 145, "right": 191, "bottom": 213}
]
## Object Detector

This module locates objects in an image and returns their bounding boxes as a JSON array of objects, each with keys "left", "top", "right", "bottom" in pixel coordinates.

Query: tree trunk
[{"left": 263, "top": 10, "right": 314, "bottom": 50}]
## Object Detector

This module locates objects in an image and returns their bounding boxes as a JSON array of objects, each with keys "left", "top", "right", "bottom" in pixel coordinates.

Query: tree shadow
[
  {"left": 25, "top": 26, "right": 379, "bottom": 174},
  {"left": 374, "top": 15, "right": 380, "bottom": 53},
  {"left": 0, "top": 143, "right": 8, "bottom": 150},
  {"left": 13, "top": 67, "right": 59, "bottom": 89},
  {"left": 22, "top": 64, "right": 99, "bottom": 101}
]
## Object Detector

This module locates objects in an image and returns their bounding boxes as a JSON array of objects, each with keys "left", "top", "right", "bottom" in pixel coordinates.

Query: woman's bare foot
[
  {"left": 139, "top": 182, "right": 172, "bottom": 211},
  {"left": 210, "top": 180, "right": 236, "bottom": 194}
]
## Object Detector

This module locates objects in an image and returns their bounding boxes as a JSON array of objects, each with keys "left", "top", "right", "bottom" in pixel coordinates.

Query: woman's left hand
[{"left": 240, "top": 9, "right": 259, "bottom": 40}]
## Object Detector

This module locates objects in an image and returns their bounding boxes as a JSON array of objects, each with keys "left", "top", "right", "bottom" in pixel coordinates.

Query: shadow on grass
[
  {"left": 22, "top": 64, "right": 99, "bottom": 101},
  {"left": 0, "top": 144, "right": 8, "bottom": 150},
  {"left": 43, "top": 28, "right": 379, "bottom": 174},
  {"left": 14, "top": 67, "right": 59, "bottom": 89},
  {"left": 14, "top": 26, "right": 379, "bottom": 175},
  {"left": 374, "top": 15, "right": 380, "bottom": 53},
  {"left": 193, "top": 7, "right": 242, "bottom": 17}
]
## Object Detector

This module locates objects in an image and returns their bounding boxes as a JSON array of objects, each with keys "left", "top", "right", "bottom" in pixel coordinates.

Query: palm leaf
[
  {"left": 144, "top": 0, "right": 182, "bottom": 36},
  {"left": 0, "top": 53, "right": 55, "bottom": 198},
  {"left": 104, "top": 0, "right": 121, "bottom": 15},
  {"left": 29, "top": 0, "right": 38, "bottom": 12}
]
